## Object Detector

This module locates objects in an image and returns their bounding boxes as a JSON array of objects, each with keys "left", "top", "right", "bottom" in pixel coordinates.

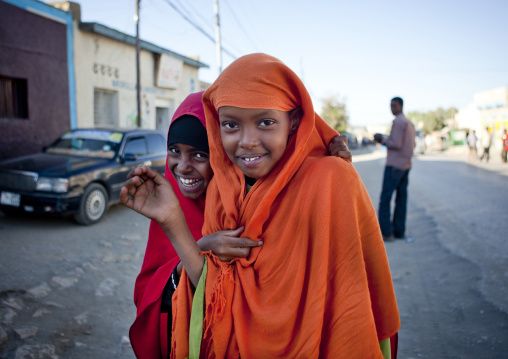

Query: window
[
  {"left": 0, "top": 76, "right": 28, "bottom": 119},
  {"left": 147, "top": 134, "right": 167, "bottom": 155},
  {"left": 124, "top": 137, "right": 147, "bottom": 157},
  {"left": 94, "top": 88, "right": 118, "bottom": 127}
]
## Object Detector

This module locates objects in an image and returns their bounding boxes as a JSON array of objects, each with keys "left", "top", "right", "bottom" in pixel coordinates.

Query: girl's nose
[
  {"left": 176, "top": 154, "right": 193, "bottom": 174},
  {"left": 239, "top": 127, "right": 260, "bottom": 149}
]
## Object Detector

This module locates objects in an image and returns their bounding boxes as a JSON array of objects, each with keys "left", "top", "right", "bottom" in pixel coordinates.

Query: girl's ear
[{"left": 289, "top": 107, "right": 302, "bottom": 135}]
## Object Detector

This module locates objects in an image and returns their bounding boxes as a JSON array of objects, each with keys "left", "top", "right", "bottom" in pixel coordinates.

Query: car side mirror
[{"left": 120, "top": 153, "right": 137, "bottom": 163}]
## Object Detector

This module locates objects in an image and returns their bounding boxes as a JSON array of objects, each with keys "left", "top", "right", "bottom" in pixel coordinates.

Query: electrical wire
[
  {"left": 173, "top": 0, "right": 215, "bottom": 34},
  {"left": 222, "top": 0, "right": 260, "bottom": 51},
  {"left": 162, "top": 0, "right": 239, "bottom": 59}
]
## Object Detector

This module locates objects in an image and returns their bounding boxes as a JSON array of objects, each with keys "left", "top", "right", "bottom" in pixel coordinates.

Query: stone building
[
  {"left": 50, "top": 1, "right": 208, "bottom": 131},
  {"left": 0, "top": 0, "right": 76, "bottom": 160},
  {"left": 0, "top": 0, "right": 208, "bottom": 160}
]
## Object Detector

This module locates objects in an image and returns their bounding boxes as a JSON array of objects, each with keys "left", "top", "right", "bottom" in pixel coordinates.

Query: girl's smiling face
[
  {"left": 218, "top": 106, "right": 300, "bottom": 180},
  {"left": 167, "top": 143, "right": 213, "bottom": 199}
]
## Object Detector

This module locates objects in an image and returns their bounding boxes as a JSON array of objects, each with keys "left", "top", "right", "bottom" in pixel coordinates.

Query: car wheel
[{"left": 74, "top": 183, "right": 108, "bottom": 225}]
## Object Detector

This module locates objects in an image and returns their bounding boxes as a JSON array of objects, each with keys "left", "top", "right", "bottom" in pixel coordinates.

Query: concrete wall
[
  {"left": 73, "top": 23, "right": 201, "bottom": 132},
  {"left": 0, "top": 1, "right": 71, "bottom": 160},
  {"left": 457, "top": 87, "right": 508, "bottom": 149}
]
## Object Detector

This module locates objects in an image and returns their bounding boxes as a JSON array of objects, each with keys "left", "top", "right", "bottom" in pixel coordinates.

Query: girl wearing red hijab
[{"left": 129, "top": 92, "right": 268, "bottom": 358}]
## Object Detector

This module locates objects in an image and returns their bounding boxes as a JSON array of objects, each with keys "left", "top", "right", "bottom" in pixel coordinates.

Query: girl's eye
[
  {"left": 168, "top": 147, "right": 180, "bottom": 154},
  {"left": 259, "top": 119, "right": 274, "bottom": 127},
  {"left": 222, "top": 122, "right": 238, "bottom": 129},
  {"left": 194, "top": 152, "right": 209, "bottom": 159}
]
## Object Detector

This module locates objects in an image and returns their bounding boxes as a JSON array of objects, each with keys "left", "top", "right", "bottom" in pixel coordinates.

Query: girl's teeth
[
  {"left": 179, "top": 177, "right": 201, "bottom": 187},
  {"left": 245, "top": 156, "right": 260, "bottom": 162}
]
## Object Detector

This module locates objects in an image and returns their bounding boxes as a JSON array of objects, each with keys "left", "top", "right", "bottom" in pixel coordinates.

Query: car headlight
[{"left": 36, "top": 177, "right": 69, "bottom": 193}]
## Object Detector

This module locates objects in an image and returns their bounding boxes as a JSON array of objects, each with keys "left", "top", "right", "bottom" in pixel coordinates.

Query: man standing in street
[{"left": 374, "top": 97, "right": 416, "bottom": 242}]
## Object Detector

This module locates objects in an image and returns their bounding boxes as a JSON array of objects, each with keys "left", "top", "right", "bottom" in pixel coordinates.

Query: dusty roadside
[{"left": 0, "top": 205, "right": 150, "bottom": 358}]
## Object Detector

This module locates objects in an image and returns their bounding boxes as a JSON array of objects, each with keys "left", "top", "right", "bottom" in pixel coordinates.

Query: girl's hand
[
  {"left": 120, "top": 165, "right": 183, "bottom": 228},
  {"left": 122, "top": 165, "right": 204, "bottom": 286},
  {"left": 329, "top": 135, "right": 352, "bottom": 162},
  {"left": 197, "top": 226, "right": 263, "bottom": 262}
]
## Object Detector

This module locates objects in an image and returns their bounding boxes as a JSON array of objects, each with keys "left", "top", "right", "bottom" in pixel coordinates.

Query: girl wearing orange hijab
[{"left": 122, "top": 54, "right": 399, "bottom": 358}]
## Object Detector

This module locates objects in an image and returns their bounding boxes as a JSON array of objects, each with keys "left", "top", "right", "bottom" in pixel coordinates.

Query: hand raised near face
[
  {"left": 120, "top": 165, "right": 183, "bottom": 228},
  {"left": 329, "top": 134, "right": 352, "bottom": 162},
  {"left": 197, "top": 226, "right": 263, "bottom": 262}
]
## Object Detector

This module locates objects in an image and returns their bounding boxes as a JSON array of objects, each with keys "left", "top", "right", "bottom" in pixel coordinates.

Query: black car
[
  {"left": 343, "top": 131, "right": 359, "bottom": 149},
  {"left": 0, "top": 128, "right": 167, "bottom": 225}
]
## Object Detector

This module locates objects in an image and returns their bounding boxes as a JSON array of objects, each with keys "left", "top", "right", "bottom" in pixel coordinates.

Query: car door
[
  {"left": 108, "top": 135, "right": 151, "bottom": 201},
  {"left": 146, "top": 133, "right": 167, "bottom": 174}
]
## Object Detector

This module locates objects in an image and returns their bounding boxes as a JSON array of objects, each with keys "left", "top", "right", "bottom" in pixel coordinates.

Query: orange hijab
[{"left": 172, "top": 53, "right": 399, "bottom": 358}]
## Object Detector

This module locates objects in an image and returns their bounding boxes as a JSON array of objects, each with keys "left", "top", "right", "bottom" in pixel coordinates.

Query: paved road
[
  {"left": 1, "top": 146, "right": 507, "bottom": 358},
  {"left": 354, "top": 146, "right": 508, "bottom": 359},
  {"left": 0, "top": 205, "right": 149, "bottom": 358}
]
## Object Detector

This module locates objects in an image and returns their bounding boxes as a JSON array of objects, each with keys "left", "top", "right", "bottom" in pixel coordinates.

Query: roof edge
[{"left": 79, "top": 22, "right": 209, "bottom": 69}]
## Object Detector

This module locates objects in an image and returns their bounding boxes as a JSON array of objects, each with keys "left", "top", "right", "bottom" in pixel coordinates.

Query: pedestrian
[
  {"left": 122, "top": 53, "right": 400, "bottom": 358},
  {"left": 479, "top": 126, "right": 492, "bottom": 162},
  {"left": 501, "top": 129, "right": 508, "bottom": 163},
  {"left": 374, "top": 97, "right": 416, "bottom": 242},
  {"left": 126, "top": 91, "right": 353, "bottom": 358},
  {"left": 467, "top": 130, "right": 478, "bottom": 161}
]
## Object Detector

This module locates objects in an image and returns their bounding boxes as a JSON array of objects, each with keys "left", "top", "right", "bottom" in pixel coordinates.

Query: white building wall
[
  {"left": 456, "top": 102, "right": 480, "bottom": 132},
  {"left": 73, "top": 21, "right": 201, "bottom": 131},
  {"left": 457, "top": 87, "right": 508, "bottom": 149}
]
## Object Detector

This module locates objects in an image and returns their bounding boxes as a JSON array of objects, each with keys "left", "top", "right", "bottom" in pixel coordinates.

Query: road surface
[
  {"left": 0, "top": 146, "right": 507, "bottom": 358},
  {"left": 354, "top": 146, "right": 508, "bottom": 359}
]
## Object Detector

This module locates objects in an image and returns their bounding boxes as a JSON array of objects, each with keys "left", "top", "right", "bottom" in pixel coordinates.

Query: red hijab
[{"left": 130, "top": 91, "right": 207, "bottom": 358}]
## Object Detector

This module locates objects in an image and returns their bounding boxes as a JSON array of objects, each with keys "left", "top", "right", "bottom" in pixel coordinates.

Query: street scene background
[
  {"left": 1, "top": 145, "right": 507, "bottom": 359},
  {"left": 1, "top": 0, "right": 508, "bottom": 358}
]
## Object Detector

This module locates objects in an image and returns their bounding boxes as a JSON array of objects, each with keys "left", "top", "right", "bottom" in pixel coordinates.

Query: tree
[
  {"left": 407, "top": 106, "right": 457, "bottom": 134},
  {"left": 320, "top": 96, "right": 348, "bottom": 133}
]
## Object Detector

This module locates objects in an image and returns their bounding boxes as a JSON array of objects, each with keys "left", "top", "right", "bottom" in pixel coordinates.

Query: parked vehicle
[
  {"left": 0, "top": 128, "right": 167, "bottom": 225},
  {"left": 343, "top": 131, "right": 359, "bottom": 149}
]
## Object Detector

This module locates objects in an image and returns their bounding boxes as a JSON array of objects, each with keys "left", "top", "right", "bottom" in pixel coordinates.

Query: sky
[{"left": 50, "top": 0, "right": 508, "bottom": 126}]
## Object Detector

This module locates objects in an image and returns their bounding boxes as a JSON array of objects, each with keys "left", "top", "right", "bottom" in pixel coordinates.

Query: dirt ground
[
  {"left": 0, "top": 204, "right": 148, "bottom": 358},
  {"left": 1, "top": 146, "right": 507, "bottom": 358}
]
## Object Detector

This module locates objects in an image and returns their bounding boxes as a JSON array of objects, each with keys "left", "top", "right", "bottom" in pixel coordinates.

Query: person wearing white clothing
[
  {"left": 479, "top": 126, "right": 492, "bottom": 162},
  {"left": 467, "top": 130, "right": 477, "bottom": 161}
]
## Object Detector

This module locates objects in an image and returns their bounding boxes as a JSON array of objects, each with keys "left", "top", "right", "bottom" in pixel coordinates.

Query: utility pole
[
  {"left": 135, "top": 0, "right": 141, "bottom": 127},
  {"left": 213, "top": 0, "right": 222, "bottom": 74}
]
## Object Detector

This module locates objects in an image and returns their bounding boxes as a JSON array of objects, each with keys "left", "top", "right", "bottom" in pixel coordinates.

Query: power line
[
  {"left": 222, "top": 0, "right": 259, "bottom": 51},
  {"left": 171, "top": 0, "right": 244, "bottom": 59},
  {"left": 173, "top": 0, "right": 214, "bottom": 34},
  {"left": 162, "top": 0, "right": 239, "bottom": 59}
]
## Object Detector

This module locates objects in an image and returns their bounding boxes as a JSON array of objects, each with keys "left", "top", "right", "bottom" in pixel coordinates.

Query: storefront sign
[
  {"left": 93, "top": 63, "right": 119, "bottom": 78},
  {"left": 156, "top": 54, "right": 183, "bottom": 89}
]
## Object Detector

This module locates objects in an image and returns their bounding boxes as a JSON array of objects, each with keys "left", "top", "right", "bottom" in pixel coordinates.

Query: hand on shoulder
[{"left": 197, "top": 226, "right": 263, "bottom": 262}]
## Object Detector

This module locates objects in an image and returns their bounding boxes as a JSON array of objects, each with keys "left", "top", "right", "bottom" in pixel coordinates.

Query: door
[{"left": 156, "top": 107, "right": 170, "bottom": 132}]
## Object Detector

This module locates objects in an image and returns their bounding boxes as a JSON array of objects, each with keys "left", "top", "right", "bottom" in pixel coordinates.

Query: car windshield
[{"left": 45, "top": 130, "right": 124, "bottom": 159}]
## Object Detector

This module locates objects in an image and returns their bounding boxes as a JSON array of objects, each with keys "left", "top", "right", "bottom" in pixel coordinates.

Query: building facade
[
  {"left": 51, "top": 1, "right": 208, "bottom": 133},
  {"left": 0, "top": 0, "right": 208, "bottom": 161},
  {"left": 456, "top": 86, "right": 508, "bottom": 149},
  {"left": 0, "top": 0, "right": 76, "bottom": 160}
]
